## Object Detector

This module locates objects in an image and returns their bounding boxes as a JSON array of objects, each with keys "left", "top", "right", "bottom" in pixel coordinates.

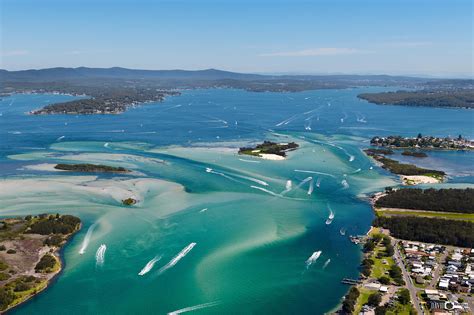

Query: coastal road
[{"left": 393, "top": 240, "right": 424, "bottom": 315}]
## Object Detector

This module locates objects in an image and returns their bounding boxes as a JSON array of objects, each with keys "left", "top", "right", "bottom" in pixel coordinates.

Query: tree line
[
  {"left": 376, "top": 188, "right": 474, "bottom": 213},
  {"left": 373, "top": 216, "right": 474, "bottom": 247}
]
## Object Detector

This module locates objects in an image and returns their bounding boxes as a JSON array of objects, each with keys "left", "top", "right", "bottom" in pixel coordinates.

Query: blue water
[{"left": 0, "top": 88, "right": 472, "bottom": 314}]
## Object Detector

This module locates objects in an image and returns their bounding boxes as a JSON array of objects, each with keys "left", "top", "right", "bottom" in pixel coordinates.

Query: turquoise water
[{"left": 0, "top": 88, "right": 473, "bottom": 314}]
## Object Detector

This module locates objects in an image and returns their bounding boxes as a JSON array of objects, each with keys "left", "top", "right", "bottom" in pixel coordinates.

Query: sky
[{"left": 1, "top": 0, "right": 473, "bottom": 77}]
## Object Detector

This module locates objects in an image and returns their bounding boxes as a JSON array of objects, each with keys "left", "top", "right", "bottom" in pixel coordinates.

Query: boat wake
[
  {"left": 322, "top": 258, "right": 331, "bottom": 269},
  {"left": 79, "top": 223, "right": 98, "bottom": 255},
  {"left": 294, "top": 169, "right": 336, "bottom": 178},
  {"left": 307, "top": 179, "right": 314, "bottom": 195},
  {"left": 138, "top": 255, "right": 162, "bottom": 276},
  {"left": 325, "top": 206, "right": 335, "bottom": 225},
  {"left": 158, "top": 243, "right": 197, "bottom": 275},
  {"left": 238, "top": 158, "right": 261, "bottom": 163},
  {"left": 168, "top": 301, "right": 220, "bottom": 315},
  {"left": 341, "top": 179, "right": 349, "bottom": 189},
  {"left": 96, "top": 244, "right": 107, "bottom": 266}
]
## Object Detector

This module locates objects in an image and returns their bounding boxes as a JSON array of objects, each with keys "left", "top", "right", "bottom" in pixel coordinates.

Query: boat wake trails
[
  {"left": 294, "top": 169, "right": 336, "bottom": 179},
  {"left": 158, "top": 243, "right": 197, "bottom": 275},
  {"left": 79, "top": 223, "right": 98, "bottom": 255},
  {"left": 307, "top": 179, "right": 314, "bottom": 195},
  {"left": 322, "top": 259, "right": 331, "bottom": 269},
  {"left": 305, "top": 250, "right": 322, "bottom": 268},
  {"left": 138, "top": 255, "right": 162, "bottom": 276},
  {"left": 205, "top": 167, "right": 268, "bottom": 186},
  {"left": 325, "top": 205, "right": 335, "bottom": 225},
  {"left": 168, "top": 301, "right": 220, "bottom": 315},
  {"left": 95, "top": 244, "right": 107, "bottom": 267},
  {"left": 280, "top": 180, "right": 292, "bottom": 195},
  {"left": 238, "top": 158, "right": 261, "bottom": 163}
]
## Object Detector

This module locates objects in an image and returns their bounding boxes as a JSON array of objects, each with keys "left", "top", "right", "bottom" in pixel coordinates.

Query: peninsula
[
  {"left": 29, "top": 88, "right": 179, "bottom": 115},
  {"left": 364, "top": 149, "right": 445, "bottom": 185},
  {"left": 0, "top": 214, "right": 81, "bottom": 312},
  {"left": 370, "top": 135, "right": 473, "bottom": 150},
  {"left": 358, "top": 88, "right": 474, "bottom": 109}
]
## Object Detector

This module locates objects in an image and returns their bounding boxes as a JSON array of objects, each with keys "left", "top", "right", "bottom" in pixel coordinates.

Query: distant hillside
[{"left": 0, "top": 67, "right": 265, "bottom": 82}]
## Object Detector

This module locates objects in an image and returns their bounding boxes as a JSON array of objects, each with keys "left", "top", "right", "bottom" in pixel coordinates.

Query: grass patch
[
  {"left": 376, "top": 208, "right": 474, "bottom": 222},
  {"left": 386, "top": 302, "right": 414, "bottom": 315},
  {"left": 354, "top": 288, "right": 372, "bottom": 314}
]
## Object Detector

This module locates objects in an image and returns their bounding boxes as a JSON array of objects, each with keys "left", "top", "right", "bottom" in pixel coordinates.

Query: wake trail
[
  {"left": 56, "top": 136, "right": 65, "bottom": 141},
  {"left": 138, "top": 255, "right": 162, "bottom": 276},
  {"left": 323, "top": 259, "right": 331, "bottom": 269},
  {"left": 238, "top": 158, "right": 261, "bottom": 164},
  {"left": 168, "top": 301, "right": 220, "bottom": 315},
  {"left": 95, "top": 244, "right": 107, "bottom": 266},
  {"left": 307, "top": 179, "right": 314, "bottom": 195},
  {"left": 294, "top": 176, "right": 312, "bottom": 191},
  {"left": 158, "top": 243, "right": 197, "bottom": 275},
  {"left": 79, "top": 223, "right": 98, "bottom": 255},
  {"left": 251, "top": 185, "right": 280, "bottom": 197},
  {"left": 294, "top": 169, "right": 336, "bottom": 178}
]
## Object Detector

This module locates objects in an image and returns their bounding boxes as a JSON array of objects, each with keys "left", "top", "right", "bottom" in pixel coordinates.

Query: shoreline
[{"left": 1, "top": 219, "right": 82, "bottom": 314}]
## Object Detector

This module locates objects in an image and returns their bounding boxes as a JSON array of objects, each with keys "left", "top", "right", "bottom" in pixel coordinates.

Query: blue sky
[{"left": 1, "top": 0, "right": 472, "bottom": 77}]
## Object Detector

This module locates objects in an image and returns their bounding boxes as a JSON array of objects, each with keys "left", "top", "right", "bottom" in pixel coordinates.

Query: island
[
  {"left": 401, "top": 151, "right": 427, "bottom": 158},
  {"left": 54, "top": 163, "right": 130, "bottom": 173},
  {"left": 238, "top": 141, "right": 299, "bottom": 160},
  {"left": 370, "top": 134, "right": 473, "bottom": 150},
  {"left": 122, "top": 197, "right": 138, "bottom": 206},
  {"left": 30, "top": 88, "right": 179, "bottom": 115},
  {"left": 364, "top": 149, "right": 445, "bottom": 185},
  {"left": 358, "top": 88, "right": 474, "bottom": 109},
  {"left": 0, "top": 214, "right": 81, "bottom": 312}
]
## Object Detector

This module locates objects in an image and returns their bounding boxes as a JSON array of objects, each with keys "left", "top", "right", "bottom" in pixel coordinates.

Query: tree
[
  {"left": 379, "top": 276, "right": 390, "bottom": 285},
  {"left": 375, "top": 306, "right": 388, "bottom": 315},
  {"left": 368, "top": 293, "right": 382, "bottom": 307},
  {"left": 398, "top": 288, "right": 411, "bottom": 304},
  {"left": 364, "top": 240, "right": 376, "bottom": 252}
]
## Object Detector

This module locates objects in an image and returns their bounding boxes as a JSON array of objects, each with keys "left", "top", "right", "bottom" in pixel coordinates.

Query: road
[
  {"left": 393, "top": 241, "right": 425, "bottom": 314},
  {"left": 428, "top": 250, "right": 448, "bottom": 288}
]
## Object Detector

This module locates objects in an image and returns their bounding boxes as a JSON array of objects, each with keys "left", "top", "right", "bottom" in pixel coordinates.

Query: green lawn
[
  {"left": 376, "top": 208, "right": 474, "bottom": 222},
  {"left": 354, "top": 288, "right": 372, "bottom": 314},
  {"left": 386, "top": 302, "right": 414, "bottom": 315}
]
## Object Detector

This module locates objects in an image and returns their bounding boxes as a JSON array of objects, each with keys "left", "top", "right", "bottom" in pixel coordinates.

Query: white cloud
[
  {"left": 259, "top": 47, "right": 372, "bottom": 57},
  {"left": 385, "top": 41, "right": 432, "bottom": 47},
  {"left": 2, "top": 50, "right": 29, "bottom": 57}
]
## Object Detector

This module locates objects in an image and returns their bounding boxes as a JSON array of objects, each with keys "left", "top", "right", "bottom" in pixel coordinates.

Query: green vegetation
[
  {"left": 55, "top": 163, "right": 129, "bottom": 173},
  {"left": 370, "top": 134, "right": 472, "bottom": 150},
  {"left": 353, "top": 288, "right": 371, "bottom": 314},
  {"left": 358, "top": 89, "right": 474, "bottom": 109},
  {"left": 376, "top": 188, "right": 474, "bottom": 213},
  {"left": 401, "top": 150, "right": 427, "bottom": 158},
  {"left": 365, "top": 152, "right": 445, "bottom": 177},
  {"left": 122, "top": 197, "right": 137, "bottom": 206},
  {"left": 373, "top": 216, "right": 474, "bottom": 247},
  {"left": 376, "top": 208, "right": 474, "bottom": 222},
  {"left": 342, "top": 286, "right": 360, "bottom": 313},
  {"left": 28, "top": 214, "right": 80, "bottom": 235},
  {"left": 367, "top": 292, "right": 382, "bottom": 307},
  {"left": 0, "top": 214, "right": 81, "bottom": 312},
  {"left": 35, "top": 254, "right": 57, "bottom": 273},
  {"left": 364, "top": 148, "right": 394, "bottom": 155},
  {"left": 239, "top": 141, "right": 299, "bottom": 157}
]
